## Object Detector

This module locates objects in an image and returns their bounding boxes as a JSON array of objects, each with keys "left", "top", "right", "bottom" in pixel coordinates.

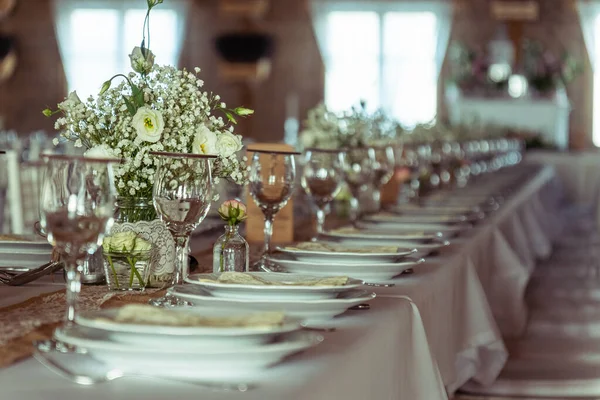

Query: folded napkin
[
  {"left": 105, "top": 304, "right": 285, "bottom": 328},
  {"left": 199, "top": 271, "right": 349, "bottom": 286},
  {"left": 284, "top": 242, "right": 399, "bottom": 254}
]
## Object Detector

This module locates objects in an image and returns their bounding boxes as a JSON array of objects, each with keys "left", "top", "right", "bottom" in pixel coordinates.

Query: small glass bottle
[{"left": 213, "top": 225, "right": 249, "bottom": 273}]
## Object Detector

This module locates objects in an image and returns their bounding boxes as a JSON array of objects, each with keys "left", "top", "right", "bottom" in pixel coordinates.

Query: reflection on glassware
[
  {"left": 249, "top": 150, "right": 297, "bottom": 270},
  {"left": 339, "top": 147, "right": 375, "bottom": 222},
  {"left": 370, "top": 146, "right": 395, "bottom": 211},
  {"left": 40, "top": 155, "right": 117, "bottom": 324},
  {"left": 149, "top": 152, "right": 215, "bottom": 307},
  {"left": 301, "top": 149, "right": 344, "bottom": 238}
]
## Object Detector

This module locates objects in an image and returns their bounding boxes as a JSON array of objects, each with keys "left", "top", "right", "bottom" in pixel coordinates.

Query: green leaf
[
  {"left": 223, "top": 110, "right": 237, "bottom": 125},
  {"left": 42, "top": 109, "right": 53, "bottom": 117},
  {"left": 130, "top": 83, "right": 145, "bottom": 107},
  {"left": 233, "top": 107, "right": 254, "bottom": 116},
  {"left": 123, "top": 96, "right": 137, "bottom": 116}
]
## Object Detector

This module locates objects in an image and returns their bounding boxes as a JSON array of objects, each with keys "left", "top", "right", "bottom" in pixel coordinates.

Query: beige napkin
[
  {"left": 284, "top": 242, "right": 399, "bottom": 253},
  {"left": 200, "top": 271, "right": 349, "bottom": 286},
  {"left": 107, "top": 304, "right": 285, "bottom": 328}
]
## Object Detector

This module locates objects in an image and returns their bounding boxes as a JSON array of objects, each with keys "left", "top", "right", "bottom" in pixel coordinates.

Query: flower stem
[{"left": 106, "top": 255, "right": 120, "bottom": 289}]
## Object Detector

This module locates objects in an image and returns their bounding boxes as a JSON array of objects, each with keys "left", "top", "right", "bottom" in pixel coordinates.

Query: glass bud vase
[{"left": 213, "top": 225, "right": 249, "bottom": 273}]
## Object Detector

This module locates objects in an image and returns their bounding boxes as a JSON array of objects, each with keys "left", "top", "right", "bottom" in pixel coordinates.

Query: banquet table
[{"left": 0, "top": 162, "right": 564, "bottom": 399}]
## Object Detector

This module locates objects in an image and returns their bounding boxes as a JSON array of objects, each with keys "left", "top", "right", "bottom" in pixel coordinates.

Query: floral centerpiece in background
[
  {"left": 43, "top": 0, "right": 253, "bottom": 286},
  {"left": 522, "top": 39, "right": 582, "bottom": 95}
]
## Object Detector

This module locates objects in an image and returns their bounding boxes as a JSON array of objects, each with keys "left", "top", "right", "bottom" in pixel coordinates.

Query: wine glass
[
  {"left": 301, "top": 148, "right": 344, "bottom": 238},
  {"left": 249, "top": 150, "right": 298, "bottom": 270},
  {"left": 339, "top": 147, "right": 375, "bottom": 222},
  {"left": 149, "top": 152, "right": 215, "bottom": 307},
  {"left": 40, "top": 155, "right": 118, "bottom": 324},
  {"left": 370, "top": 145, "right": 395, "bottom": 212}
]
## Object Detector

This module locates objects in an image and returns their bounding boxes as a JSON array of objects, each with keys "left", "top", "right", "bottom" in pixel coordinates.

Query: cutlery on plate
[
  {"left": 363, "top": 282, "right": 395, "bottom": 288},
  {"left": 349, "top": 303, "right": 370, "bottom": 310},
  {"left": 0, "top": 261, "right": 63, "bottom": 286},
  {"left": 33, "top": 340, "right": 254, "bottom": 391}
]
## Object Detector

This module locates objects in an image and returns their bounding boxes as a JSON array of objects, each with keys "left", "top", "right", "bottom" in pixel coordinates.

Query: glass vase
[
  {"left": 107, "top": 196, "right": 175, "bottom": 288},
  {"left": 213, "top": 225, "right": 249, "bottom": 273},
  {"left": 103, "top": 249, "right": 152, "bottom": 291}
]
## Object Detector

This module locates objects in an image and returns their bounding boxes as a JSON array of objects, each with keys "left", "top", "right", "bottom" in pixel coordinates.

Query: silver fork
[{"left": 33, "top": 340, "right": 254, "bottom": 391}]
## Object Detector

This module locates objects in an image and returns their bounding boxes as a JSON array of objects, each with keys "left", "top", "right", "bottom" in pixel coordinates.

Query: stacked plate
[
  {"left": 269, "top": 242, "right": 423, "bottom": 284},
  {"left": 172, "top": 272, "right": 376, "bottom": 325},
  {"left": 320, "top": 225, "right": 451, "bottom": 255},
  {"left": 54, "top": 304, "right": 322, "bottom": 383},
  {"left": 0, "top": 234, "right": 53, "bottom": 270}
]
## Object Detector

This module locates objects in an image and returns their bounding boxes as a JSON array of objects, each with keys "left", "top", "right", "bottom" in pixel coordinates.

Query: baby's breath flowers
[{"left": 43, "top": 0, "right": 253, "bottom": 201}]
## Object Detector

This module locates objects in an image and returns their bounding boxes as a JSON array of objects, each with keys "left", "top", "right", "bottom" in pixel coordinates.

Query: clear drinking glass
[
  {"left": 149, "top": 151, "right": 215, "bottom": 307},
  {"left": 339, "top": 147, "right": 375, "bottom": 222},
  {"left": 249, "top": 150, "right": 297, "bottom": 270},
  {"left": 40, "top": 155, "right": 118, "bottom": 324},
  {"left": 301, "top": 148, "right": 344, "bottom": 238},
  {"left": 370, "top": 145, "right": 395, "bottom": 211}
]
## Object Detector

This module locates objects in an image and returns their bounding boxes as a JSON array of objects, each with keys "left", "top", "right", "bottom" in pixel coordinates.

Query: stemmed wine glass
[
  {"left": 339, "top": 147, "right": 375, "bottom": 223},
  {"left": 370, "top": 145, "right": 395, "bottom": 212},
  {"left": 40, "top": 155, "right": 118, "bottom": 324},
  {"left": 149, "top": 152, "right": 215, "bottom": 307},
  {"left": 300, "top": 148, "right": 344, "bottom": 238},
  {"left": 249, "top": 149, "right": 298, "bottom": 270}
]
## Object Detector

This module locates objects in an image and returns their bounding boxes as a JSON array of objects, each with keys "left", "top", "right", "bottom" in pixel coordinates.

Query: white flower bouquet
[
  {"left": 299, "top": 102, "right": 402, "bottom": 150},
  {"left": 44, "top": 0, "right": 253, "bottom": 205}
]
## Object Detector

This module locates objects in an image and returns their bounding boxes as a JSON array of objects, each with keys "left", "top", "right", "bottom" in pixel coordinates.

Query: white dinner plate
[
  {"left": 268, "top": 256, "right": 424, "bottom": 283},
  {"left": 54, "top": 325, "right": 322, "bottom": 382},
  {"left": 323, "top": 237, "right": 450, "bottom": 256},
  {"left": 0, "top": 235, "right": 53, "bottom": 268},
  {"left": 355, "top": 220, "right": 467, "bottom": 237},
  {"left": 363, "top": 212, "right": 468, "bottom": 225},
  {"left": 322, "top": 226, "right": 443, "bottom": 242},
  {"left": 170, "top": 286, "right": 377, "bottom": 324},
  {"left": 75, "top": 307, "right": 302, "bottom": 348},
  {"left": 185, "top": 272, "right": 363, "bottom": 301},
  {"left": 275, "top": 243, "right": 416, "bottom": 264}
]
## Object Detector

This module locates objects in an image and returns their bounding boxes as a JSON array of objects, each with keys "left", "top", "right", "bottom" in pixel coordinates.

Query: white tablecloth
[
  {"left": 0, "top": 295, "right": 446, "bottom": 400},
  {"left": 0, "top": 163, "right": 565, "bottom": 399}
]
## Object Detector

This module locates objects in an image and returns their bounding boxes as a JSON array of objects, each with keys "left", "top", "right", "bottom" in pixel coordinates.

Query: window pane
[
  {"left": 124, "top": 9, "right": 179, "bottom": 68},
  {"left": 383, "top": 12, "right": 437, "bottom": 58},
  {"left": 324, "top": 11, "right": 380, "bottom": 112},
  {"left": 326, "top": 60, "right": 380, "bottom": 112},
  {"left": 383, "top": 12, "right": 437, "bottom": 127}
]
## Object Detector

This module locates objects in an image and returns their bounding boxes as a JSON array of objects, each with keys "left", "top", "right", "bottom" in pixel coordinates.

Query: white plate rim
[
  {"left": 75, "top": 308, "right": 302, "bottom": 336},
  {"left": 184, "top": 273, "right": 364, "bottom": 292}
]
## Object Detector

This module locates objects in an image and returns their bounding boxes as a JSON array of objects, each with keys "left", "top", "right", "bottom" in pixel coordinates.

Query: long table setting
[{"left": 0, "top": 3, "right": 568, "bottom": 399}]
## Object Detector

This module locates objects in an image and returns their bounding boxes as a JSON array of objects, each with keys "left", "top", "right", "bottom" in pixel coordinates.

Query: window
[
  {"left": 314, "top": 2, "right": 450, "bottom": 129},
  {"left": 54, "top": 0, "right": 186, "bottom": 100}
]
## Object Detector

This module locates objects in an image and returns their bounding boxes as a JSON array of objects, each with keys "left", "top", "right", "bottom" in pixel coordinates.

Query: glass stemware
[
  {"left": 149, "top": 152, "right": 215, "bottom": 307},
  {"left": 249, "top": 150, "right": 297, "bottom": 270},
  {"left": 370, "top": 145, "right": 395, "bottom": 212},
  {"left": 40, "top": 155, "right": 118, "bottom": 324},
  {"left": 300, "top": 148, "right": 344, "bottom": 238},
  {"left": 339, "top": 147, "right": 375, "bottom": 222}
]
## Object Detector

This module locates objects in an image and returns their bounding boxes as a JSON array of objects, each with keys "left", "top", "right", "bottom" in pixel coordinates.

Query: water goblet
[
  {"left": 149, "top": 152, "right": 215, "bottom": 307},
  {"left": 370, "top": 145, "right": 395, "bottom": 211},
  {"left": 339, "top": 147, "right": 375, "bottom": 222},
  {"left": 249, "top": 149, "right": 298, "bottom": 270},
  {"left": 40, "top": 155, "right": 118, "bottom": 324},
  {"left": 300, "top": 148, "right": 344, "bottom": 238}
]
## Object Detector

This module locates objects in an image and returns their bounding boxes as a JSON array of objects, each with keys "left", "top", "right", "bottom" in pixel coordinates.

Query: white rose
[
  {"left": 192, "top": 124, "right": 217, "bottom": 154},
  {"left": 84, "top": 144, "right": 118, "bottom": 158},
  {"left": 131, "top": 107, "right": 164, "bottom": 143},
  {"left": 129, "top": 46, "right": 155, "bottom": 75},
  {"left": 58, "top": 91, "right": 82, "bottom": 111},
  {"left": 215, "top": 132, "right": 243, "bottom": 157}
]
